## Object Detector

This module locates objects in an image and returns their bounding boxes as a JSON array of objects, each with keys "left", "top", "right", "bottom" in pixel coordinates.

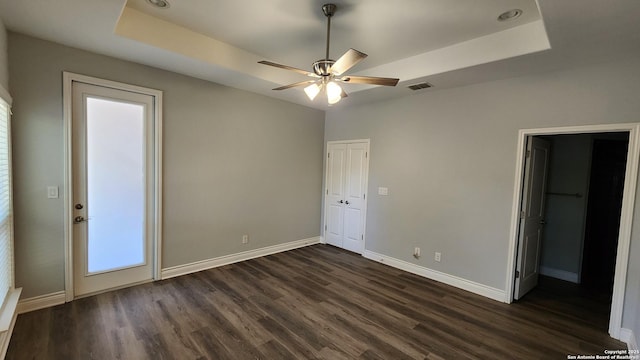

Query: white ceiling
[
  {"left": 0, "top": 0, "right": 639, "bottom": 110},
  {"left": 126, "top": 0, "right": 541, "bottom": 70}
]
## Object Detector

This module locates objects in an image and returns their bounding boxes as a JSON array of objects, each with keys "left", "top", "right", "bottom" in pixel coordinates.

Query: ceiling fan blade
[
  {"left": 258, "top": 60, "right": 318, "bottom": 77},
  {"left": 342, "top": 75, "right": 399, "bottom": 87},
  {"left": 331, "top": 49, "right": 368, "bottom": 75},
  {"left": 272, "top": 80, "right": 318, "bottom": 91}
]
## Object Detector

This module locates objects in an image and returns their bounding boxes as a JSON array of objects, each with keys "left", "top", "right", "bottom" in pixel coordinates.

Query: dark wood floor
[{"left": 7, "top": 245, "right": 625, "bottom": 359}]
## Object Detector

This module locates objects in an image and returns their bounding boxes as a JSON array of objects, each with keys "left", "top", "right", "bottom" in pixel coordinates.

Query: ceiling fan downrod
[
  {"left": 322, "top": 4, "right": 336, "bottom": 60},
  {"left": 313, "top": 4, "right": 337, "bottom": 77}
]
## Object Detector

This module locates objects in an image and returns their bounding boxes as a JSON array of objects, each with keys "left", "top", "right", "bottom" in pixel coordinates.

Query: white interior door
[
  {"left": 72, "top": 81, "right": 155, "bottom": 297},
  {"left": 326, "top": 144, "right": 346, "bottom": 247},
  {"left": 514, "top": 137, "right": 551, "bottom": 300},
  {"left": 342, "top": 143, "right": 368, "bottom": 253},
  {"left": 325, "top": 141, "right": 369, "bottom": 254}
]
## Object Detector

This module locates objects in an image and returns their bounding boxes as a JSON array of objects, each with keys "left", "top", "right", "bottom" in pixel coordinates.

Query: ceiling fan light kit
[
  {"left": 304, "top": 83, "right": 322, "bottom": 100},
  {"left": 259, "top": 3, "right": 399, "bottom": 105}
]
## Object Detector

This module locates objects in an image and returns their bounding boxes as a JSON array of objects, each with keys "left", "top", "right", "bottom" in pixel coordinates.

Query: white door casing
[
  {"left": 64, "top": 72, "right": 163, "bottom": 300},
  {"left": 324, "top": 140, "right": 369, "bottom": 254},
  {"left": 514, "top": 137, "right": 550, "bottom": 300},
  {"left": 507, "top": 124, "right": 640, "bottom": 340}
]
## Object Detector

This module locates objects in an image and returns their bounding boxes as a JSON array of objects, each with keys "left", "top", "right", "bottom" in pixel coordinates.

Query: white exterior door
[
  {"left": 514, "top": 137, "right": 551, "bottom": 300},
  {"left": 325, "top": 141, "right": 369, "bottom": 254},
  {"left": 72, "top": 81, "right": 156, "bottom": 297}
]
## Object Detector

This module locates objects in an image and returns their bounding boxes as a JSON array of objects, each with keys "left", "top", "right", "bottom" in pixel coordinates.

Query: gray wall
[
  {"left": 324, "top": 57, "right": 640, "bottom": 333},
  {"left": 9, "top": 33, "right": 325, "bottom": 298},
  {"left": 0, "top": 18, "right": 7, "bottom": 90},
  {"left": 540, "top": 135, "right": 591, "bottom": 281}
]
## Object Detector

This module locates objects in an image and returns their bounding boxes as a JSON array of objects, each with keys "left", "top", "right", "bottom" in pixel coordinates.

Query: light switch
[
  {"left": 378, "top": 187, "right": 389, "bottom": 196},
  {"left": 47, "top": 186, "right": 59, "bottom": 199}
]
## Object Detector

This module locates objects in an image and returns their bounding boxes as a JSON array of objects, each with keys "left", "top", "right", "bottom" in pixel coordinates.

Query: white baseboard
[
  {"left": 539, "top": 266, "right": 579, "bottom": 283},
  {"left": 161, "top": 236, "right": 321, "bottom": 280},
  {"left": 363, "top": 250, "right": 505, "bottom": 302},
  {"left": 17, "top": 291, "right": 66, "bottom": 314},
  {"left": 620, "top": 328, "right": 638, "bottom": 352}
]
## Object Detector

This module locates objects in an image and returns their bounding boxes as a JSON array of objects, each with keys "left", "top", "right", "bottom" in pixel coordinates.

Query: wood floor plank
[
  {"left": 257, "top": 316, "right": 321, "bottom": 359},
  {"left": 258, "top": 339, "right": 297, "bottom": 359},
  {"left": 6, "top": 244, "right": 626, "bottom": 360}
]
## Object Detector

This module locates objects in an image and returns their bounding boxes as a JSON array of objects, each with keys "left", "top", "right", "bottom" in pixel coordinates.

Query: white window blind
[{"left": 0, "top": 97, "right": 12, "bottom": 307}]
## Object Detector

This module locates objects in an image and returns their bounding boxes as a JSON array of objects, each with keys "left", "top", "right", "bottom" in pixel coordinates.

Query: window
[
  {"left": 0, "top": 96, "right": 12, "bottom": 306},
  {"left": 0, "top": 93, "right": 19, "bottom": 358}
]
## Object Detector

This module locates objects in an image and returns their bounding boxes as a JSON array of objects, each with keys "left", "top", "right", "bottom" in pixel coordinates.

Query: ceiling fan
[{"left": 258, "top": 3, "right": 399, "bottom": 105}]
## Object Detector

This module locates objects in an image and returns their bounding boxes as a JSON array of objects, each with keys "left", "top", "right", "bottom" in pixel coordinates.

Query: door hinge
[
  {"left": 328, "top": 153, "right": 330, "bottom": 158},
  {"left": 361, "top": 234, "right": 364, "bottom": 240},
  {"left": 326, "top": 189, "right": 328, "bottom": 195},
  {"left": 365, "top": 152, "right": 368, "bottom": 158},
  {"left": 526, "top": 150, "right": 531, "bottom": 158},
  {"left": 520, "top": 211, "right": 525, "bottom": 219},
  {"left": 325, "top": 225, "right": 327, "bottom": 231},
  {"left": 515, "top": 270, "right": 520, "bottom": 279},
  {"left": 363, "top": 194, "right": 365, "bottom": 200}
]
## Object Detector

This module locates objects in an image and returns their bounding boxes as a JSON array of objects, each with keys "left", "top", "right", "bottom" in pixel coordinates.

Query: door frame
[
  {"left": 62, "top": 72, "right": 163, "bottom": 301},
  {"left": 505, "top": 123, "right": 640, "bottom": 340},
  {"left": 323, "top": 139, "right": 370, "bottom": 254}
]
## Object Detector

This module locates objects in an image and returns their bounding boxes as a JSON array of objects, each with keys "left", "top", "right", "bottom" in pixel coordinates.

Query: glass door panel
[{"left": 86, "top": 97, "right": 145, "bottom": 273}]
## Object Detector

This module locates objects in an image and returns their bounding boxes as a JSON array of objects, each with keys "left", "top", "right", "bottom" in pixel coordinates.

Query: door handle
[
  {"left": 345, "top": 201, "right": 350, "bottom": 205},
  {"left": 74, "top": 216, "right": 87, "bottom": 224},
  {"left": 540, "top": 220, "right": 546, "bottom": 225},
  {"left": 338, "top": 200, "right": 344, "bottom": 203}
]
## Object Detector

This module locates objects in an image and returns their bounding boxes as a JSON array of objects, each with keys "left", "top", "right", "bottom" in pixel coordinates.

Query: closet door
[
  {"left": 342, "top": 143, "right": 368, "bottom": 253},
  {"left": 325, "top": 144, "right": 346, "bottom": 247},
  {"left": 324, "top": 141, "right": 369, "bottom": 254}
]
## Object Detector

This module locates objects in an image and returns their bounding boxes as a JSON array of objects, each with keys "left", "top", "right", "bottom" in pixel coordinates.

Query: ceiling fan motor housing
[{"left": 313, "top": 59, "right": 335, "bottom": 76}]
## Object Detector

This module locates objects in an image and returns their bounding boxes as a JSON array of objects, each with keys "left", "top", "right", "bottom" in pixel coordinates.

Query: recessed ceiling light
[
  {"left": 498, "top": 9, "right": 522, "bottom": 22},
  {"left": 146, "top": 0, "right": 170, "bottom": 9}
]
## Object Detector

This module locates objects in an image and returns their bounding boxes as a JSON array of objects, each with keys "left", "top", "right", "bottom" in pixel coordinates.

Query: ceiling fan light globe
[
  {"left": 326, "top": 81, "right": 343, "bottom": 104},
  {"left": 304, "top": 83, "right": 321, "bottom": 100}
]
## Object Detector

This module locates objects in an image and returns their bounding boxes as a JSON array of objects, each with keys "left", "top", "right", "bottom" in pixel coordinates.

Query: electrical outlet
[
  {"left": 413, "top": 247, "right": 421, "bottom": 259},
  {"left": 434, "top": 252, "right": 441, "bottom": 262},
  {"left": 242, "top": 235, "right": 249, "bottom": 244}
]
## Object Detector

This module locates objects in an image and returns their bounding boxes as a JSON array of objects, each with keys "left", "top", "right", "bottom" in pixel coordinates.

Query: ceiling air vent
[{"left": 407, "top": 82, "right": 433, "bottom": 91}]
